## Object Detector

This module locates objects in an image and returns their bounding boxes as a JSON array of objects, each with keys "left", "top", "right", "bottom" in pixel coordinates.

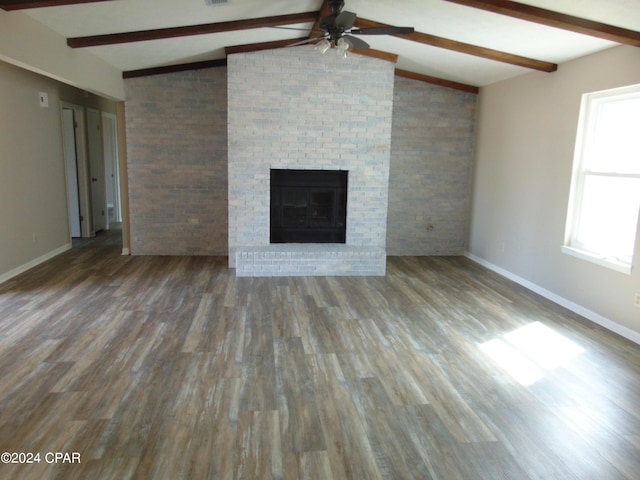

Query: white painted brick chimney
[{"left": 227, "top": 46, "right": 395, "bottom": 276}]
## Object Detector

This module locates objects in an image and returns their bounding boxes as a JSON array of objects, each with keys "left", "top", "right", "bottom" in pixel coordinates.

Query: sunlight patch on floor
[{"left": 480, "top": 322, "right": 585, "bottom": 386}]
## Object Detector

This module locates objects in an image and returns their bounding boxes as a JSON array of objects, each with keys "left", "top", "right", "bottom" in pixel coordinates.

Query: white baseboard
[
  {"left": 0, "top": 243, "right": 72, "bottom": 285},
  {"left": 465, "top": 252, "right": 640, "bottom": 346}
]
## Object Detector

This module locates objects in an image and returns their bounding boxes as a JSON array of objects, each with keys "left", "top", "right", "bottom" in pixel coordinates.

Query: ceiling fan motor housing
[
  {"left": 315, "top": 1, "right": 413, "bottom": 51},
  {"left": 320, "top": 3, "right": 356, "bottom": 43},
  {"left": 328, "top": 0, "right": 345, "bottom": 14}
]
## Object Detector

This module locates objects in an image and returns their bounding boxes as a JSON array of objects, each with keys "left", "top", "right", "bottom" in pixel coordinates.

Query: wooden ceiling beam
[
  {"left": 123, "top": 59, "right": 227, "bottom": 79},
  {"left": 0, "top": 0, "right": 112, "bottom": 10},
  {"left": 395, "top": 69, "right": 479, "bottom": 94},
  {"left": 355, "top": 18, "right": 557, "bottom": 72},
  {"left": 443, "top": 0, "right": 640, "bottom": 47},
  {"left": 352, "top": 48, "right": 398, "bottom": 63},
  {"left": 122, "top": 44, "right": 398, "bottom": 80},
  {"left": 225, "top": 38, "right": 308, "bottom": 56},
  {"left": 67, "top": 11, "right": 318, "bottom": 48},
  {"left": 226, "top": 39, "right": 398, "bottom": 64}
]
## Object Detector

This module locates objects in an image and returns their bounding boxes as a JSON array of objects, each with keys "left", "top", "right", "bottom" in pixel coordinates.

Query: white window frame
[{"left": 562, "top": 84, "right": 640, "bottom": 275}]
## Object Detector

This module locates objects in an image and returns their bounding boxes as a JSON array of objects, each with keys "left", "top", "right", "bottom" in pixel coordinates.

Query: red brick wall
[{"left": 124, "top": 68, "right": 228, "bottom": 255}]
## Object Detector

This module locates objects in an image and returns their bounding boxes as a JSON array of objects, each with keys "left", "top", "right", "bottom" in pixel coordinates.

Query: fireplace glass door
[{"left": 271, "top": 169, "right": 347, "bottom": 243}]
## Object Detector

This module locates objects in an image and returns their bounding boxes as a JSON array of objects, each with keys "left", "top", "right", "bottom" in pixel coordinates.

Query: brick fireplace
[{"left": 227, "top": 47, "right": 395, "bottom": 276}]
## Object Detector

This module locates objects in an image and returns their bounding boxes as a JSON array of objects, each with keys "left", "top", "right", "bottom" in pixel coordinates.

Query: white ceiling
[{"left": 21, "top": 0, "right": 640, "bottom": 87}]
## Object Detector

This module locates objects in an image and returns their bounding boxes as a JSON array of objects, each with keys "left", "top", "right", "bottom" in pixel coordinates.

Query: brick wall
[
  {"left": 227, "top": 47, "right": 395, "bottom": 272},
  {"left": 124, "top": 68, "right": 228, "bottom": 255},
  {"left": 123, "top": 55, "right": 476, "bottom": 261},
  {"left": 387, "top": 76, "right": 477, "bottom": 255}
]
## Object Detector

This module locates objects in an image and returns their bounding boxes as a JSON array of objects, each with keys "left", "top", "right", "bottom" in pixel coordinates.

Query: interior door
[
  {"left": 62, "top": 108, "right": 81, "bottom": 237},
  {"left": 87, "top": 108, "right": 106, "bottom": 233}
]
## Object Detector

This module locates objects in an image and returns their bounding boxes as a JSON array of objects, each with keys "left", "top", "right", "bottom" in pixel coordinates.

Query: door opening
[{"left": 102, "top": 112, "right": 121, "bottom": 229}]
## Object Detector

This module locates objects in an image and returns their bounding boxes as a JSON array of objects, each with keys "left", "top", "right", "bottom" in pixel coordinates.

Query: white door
[
  {"left": 62, "top": 108, "right": 81, "bottom": 237},
  {"left": 87, "top": 108, "right": 106, "bottom": 233}
]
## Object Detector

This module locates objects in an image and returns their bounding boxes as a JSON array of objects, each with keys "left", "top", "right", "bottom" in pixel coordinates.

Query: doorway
[
  {"left": 61, "top": 101, "right": 127, "bottom": 250},
  {"left": 102, "top": 112, "right": 121, "bottom": 229}
]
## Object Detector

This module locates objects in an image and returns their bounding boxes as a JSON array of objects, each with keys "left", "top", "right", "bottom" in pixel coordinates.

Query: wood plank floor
[{"left": 1, "top": 229, "right": 639, "bottom": 479}]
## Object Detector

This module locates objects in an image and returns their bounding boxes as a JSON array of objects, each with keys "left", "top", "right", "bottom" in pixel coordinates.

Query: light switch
[{"left": 38, "top": 92, "right": 49, "bottom": 108}]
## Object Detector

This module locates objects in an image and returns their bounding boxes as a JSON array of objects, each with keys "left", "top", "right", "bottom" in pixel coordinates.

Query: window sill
[{"left": 561, "top": 246, "right": 632, "bottom": 275}]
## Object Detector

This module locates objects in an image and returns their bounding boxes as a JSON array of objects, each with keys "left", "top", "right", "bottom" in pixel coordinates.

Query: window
[{"left": 563, "top": 84, "right": 640, "bottom": 274}]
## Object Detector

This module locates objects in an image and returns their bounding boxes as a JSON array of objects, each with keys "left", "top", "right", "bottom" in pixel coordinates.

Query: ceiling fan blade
[
  {"left": 343, "top": 35, "right": 369, "bottom": 50},
  {"left": 335, "top": 11, "right": 357, "bottom": 29},
  {"left": 319, "top": 14, "right": 335, "bottom": 30},
  {"left": 350, "top": 26, "right": 415, "bottom": 35},
  {"left": 286, "top": 36, "right": 327, "bottom": 48}
]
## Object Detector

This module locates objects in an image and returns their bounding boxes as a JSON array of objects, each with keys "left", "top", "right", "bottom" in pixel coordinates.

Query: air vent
[{"left": 204, "top": 0, "right": 229, "bottom": 5}]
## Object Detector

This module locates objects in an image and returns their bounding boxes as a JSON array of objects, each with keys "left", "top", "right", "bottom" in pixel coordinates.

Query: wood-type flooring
[{"left": 0, "top": 229, "right": 639, "bottom": 479}]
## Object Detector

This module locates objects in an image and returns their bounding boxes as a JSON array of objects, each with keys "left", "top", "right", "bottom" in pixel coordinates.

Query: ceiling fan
[{"left": 283, "top": 0, "right": 415, "bottom": 56}]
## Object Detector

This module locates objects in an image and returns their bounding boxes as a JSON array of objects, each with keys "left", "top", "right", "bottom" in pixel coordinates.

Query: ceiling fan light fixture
[
  {"left": 336, "top": 37, "right": 351, "bottom": 58},
  {"left": 315, "top": 38, "right": 331, "bottom": 55}
]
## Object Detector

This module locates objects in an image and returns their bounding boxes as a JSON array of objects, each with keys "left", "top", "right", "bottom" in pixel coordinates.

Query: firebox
[{"left": 270, "top": 169, "right": 348, "bottom": 243}]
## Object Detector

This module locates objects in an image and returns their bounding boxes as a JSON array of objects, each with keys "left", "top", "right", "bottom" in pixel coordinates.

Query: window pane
[
  {"left": 575, "top": 175, "right": 640, "bottom": 261},
  {"left": 587, "top": 96, "right": 640, "bottom": 174}
]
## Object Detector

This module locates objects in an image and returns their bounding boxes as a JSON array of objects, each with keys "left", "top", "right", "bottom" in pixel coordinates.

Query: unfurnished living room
[{"left": 1, "top": 0, "right": 640, "bottom": 479}]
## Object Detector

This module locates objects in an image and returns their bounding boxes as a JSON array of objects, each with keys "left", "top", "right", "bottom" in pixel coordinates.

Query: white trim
[
  {"left": 560, "top": 245, "right": 632, "bottom": 275},
  {"left": 0, "top": 244, "right": 72, "bottom": 285},
  {"left": 121, "top": 247, "right": 130, "bottom": 256},
  {"left": 465, "top": 252, "right": 640, "bottom": 346}
]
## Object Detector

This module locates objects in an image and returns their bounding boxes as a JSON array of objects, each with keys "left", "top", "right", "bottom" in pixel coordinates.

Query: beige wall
[
  {"left": 0, "top": 61, "right": 117, "bottom": 280},
  {"left": 0, "top": 9, "right": 124, "bottom": 100},
  {"left": 469, "top": 45, "right": 640, "bottom": 341}
]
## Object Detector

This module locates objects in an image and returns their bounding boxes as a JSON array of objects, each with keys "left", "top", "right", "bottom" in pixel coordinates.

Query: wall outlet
[{"left": 635, "top": 293, "right": 640, "bottom": 307}]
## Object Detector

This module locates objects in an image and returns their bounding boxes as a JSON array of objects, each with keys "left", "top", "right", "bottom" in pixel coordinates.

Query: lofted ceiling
[{"left": 2, "top": 0, "right": 640, "bottom": 92}]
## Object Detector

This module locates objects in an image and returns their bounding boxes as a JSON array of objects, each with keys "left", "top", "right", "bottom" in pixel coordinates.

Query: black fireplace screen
[{"left": 270, "top": 169, "right": 347, "bottom": 243}]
